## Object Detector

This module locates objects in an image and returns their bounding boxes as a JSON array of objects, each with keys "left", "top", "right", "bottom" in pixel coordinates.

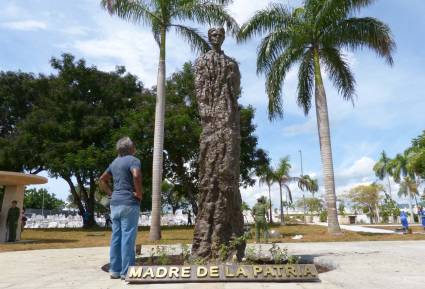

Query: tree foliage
[
  {"left": 348, "top": 183, "right": 383, "bottom": 223},
  {"left": 24, "top": 188, "right": 65, "bottom": 211}
]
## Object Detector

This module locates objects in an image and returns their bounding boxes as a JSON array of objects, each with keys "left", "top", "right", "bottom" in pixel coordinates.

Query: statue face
[{"left": 209, "top": 29, "right": 225, "bottom": 50}]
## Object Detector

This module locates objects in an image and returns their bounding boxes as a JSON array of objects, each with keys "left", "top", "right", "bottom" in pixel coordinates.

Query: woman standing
[{"left": 100, "top": 137, "right": 143, "bottom": 279}]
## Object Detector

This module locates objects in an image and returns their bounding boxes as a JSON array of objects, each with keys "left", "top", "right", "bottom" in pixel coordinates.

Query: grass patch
[{"left": 1, "top": 224, "right": 425, "bottom": 252}]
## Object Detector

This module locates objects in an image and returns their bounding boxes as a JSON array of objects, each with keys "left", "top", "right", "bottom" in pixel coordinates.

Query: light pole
[{"left": 299, "top": 150, "right": 306, "bottom": 224}]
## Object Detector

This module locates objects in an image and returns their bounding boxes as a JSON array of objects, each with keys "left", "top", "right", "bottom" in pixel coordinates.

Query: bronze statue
[{"left": 191, "top": 27, "right": 245, "bottom": 260}]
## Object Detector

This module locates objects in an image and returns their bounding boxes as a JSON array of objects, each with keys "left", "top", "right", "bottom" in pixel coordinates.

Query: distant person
[
  {"left": 252, "top": 196, "right": 269, "bottom": 243},
  {"left": 419, "top": 207, "right": 425, "bottom": 231},
  {"left": 21, "top": 207, "right": 27, "bottom": 232},
  {"left": 400, "top": 211, "right": 409, "bottom": 233},
  {"left": 100, "top": 137, "right": 143, "bottom": 280},
  {"left": 187, "top": 210, "right": 192, "bottom": 225},
  {"left": 7, "top": 200, "right": 20, "bottom": 242}
]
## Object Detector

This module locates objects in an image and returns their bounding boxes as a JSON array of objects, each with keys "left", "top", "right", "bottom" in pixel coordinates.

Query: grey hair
[{"left": 116, "top": 137, "right": 135, "bottom": 156}]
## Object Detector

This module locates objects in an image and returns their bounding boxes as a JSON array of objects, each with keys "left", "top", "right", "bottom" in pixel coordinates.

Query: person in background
[
  {"left": 400, "top": 211, "right": 409, "bottom": 233},
  {"left": 187, "top": 210, "right": 192, "bottom": 225},
  {"left": 99, "top": 137, "right": 143, "bottom": 280},
  {"left": 21, "top": 207, "right": 27, "bottom": 232},
  {"left": 7, "top": 200, "right": 20, "bottom": 242},
  {"left": 419, "top": 207, "right": 425, "bottom": 231},
  {"left": 252, "top": 196, "right": 269, "bottom": 243}
]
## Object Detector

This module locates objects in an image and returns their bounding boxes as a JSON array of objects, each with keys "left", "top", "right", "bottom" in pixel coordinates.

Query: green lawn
[{"left": 1, "top": 224, "right": 425, "bottom": 252}]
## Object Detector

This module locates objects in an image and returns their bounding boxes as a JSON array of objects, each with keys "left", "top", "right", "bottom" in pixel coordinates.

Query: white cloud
[
  {"left": 283, "top": 117, "right": 316, "bottom": 137},
  {"left": 1, "top": 20, "right": 47, "bottom": 31},
  {"left": 336, "top": 156, "right": 375, "bottom": 183}
]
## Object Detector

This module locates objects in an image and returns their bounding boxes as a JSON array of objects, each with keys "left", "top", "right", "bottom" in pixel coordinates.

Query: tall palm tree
[
  {"left": 258, "top": 164, "right": 276, "bottom": 224},
  {"left": 274, "top": 157, "right": 296, "bottom": 225},
  {"left": 298, "top": 174, "right": 319, "bottom": 197},
  {"left": 373, "top": 150, "right": 393, "bottom": 198},
  {"left": 298, "top": 174, "right": 319, "bottom": 222},
  {"left": 389, "top": 152, "right": 417, "bottom": 223},
  {"left": 238, "top": 0, "right": 395, "bottom": 234},
  {"left": 398, "top": 176, "right": 419, "bottom": 221},
  {"left": 102, "top": 0, "right": 238, "bottom": 240}
]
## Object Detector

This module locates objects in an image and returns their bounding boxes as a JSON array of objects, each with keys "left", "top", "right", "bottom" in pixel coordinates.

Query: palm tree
[
  {"left": 389, "top": 152, "right": 417, "bottom": 223},
  {"left": 298, "top": 174, "right": 319, "bottom": 222},
  {"left": 258, "top": 164, "right": 275, "bottom": 224},
  {"left": 398, "top": 176, "right": 419, "bottom": 222},
  {"left": 373, "top": 150, "right": 393, "bottom": 198},
  {"left": 274, "top": 157, "right": 296, "bottom": 225},
  {"left": 238, "top": 0, "right": 395, "bottom": 234},
  {"left": 102, "top": 0, "right": 238, "bottom": 240},
  {"left": 298, "top": 174, "right": 319, "bottom": 197}
]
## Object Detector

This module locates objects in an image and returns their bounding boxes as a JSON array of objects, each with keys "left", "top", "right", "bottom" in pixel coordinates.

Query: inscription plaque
[{"left": 126, "top": 264, "right": 319, "bottom": 283}]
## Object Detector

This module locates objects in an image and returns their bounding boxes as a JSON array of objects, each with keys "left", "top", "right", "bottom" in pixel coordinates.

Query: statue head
[{"left": 208, "top": 27, "right": 225, "bottom": 52}]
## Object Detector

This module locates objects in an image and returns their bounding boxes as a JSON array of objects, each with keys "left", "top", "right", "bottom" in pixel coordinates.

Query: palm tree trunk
[
  {"left": 268, "top": 184, "right": 273, "bottom": 224},
  {"left": 386, "top": 175, "right": 392, "bottom": 198},
  {"left": 279, "top": 183, "right": 284, "bottom": 225},
  {"left": 149, "top": 27, "right": 166, "bottom": 241},
  {"left": 285, "top": 190, "right": 289, "bottom": 217},
  {"left": 375, "top": 203, "right": 380, "bottom": 223},
  {"left": 313, "top": 49, "right": 341, "bottom": 234},
  {"left": 407, "top": 186, "right": 415, "bottom": 224}
]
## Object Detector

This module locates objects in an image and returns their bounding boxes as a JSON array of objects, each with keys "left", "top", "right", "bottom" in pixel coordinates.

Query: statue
[
  {"left": 252, "top": 196, "right": 269, "bottom": 243},
  {"left": 191, "top": 27, "right": 245, "bottom": 260}
]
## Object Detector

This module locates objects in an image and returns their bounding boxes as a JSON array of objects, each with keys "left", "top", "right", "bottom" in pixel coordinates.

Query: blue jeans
[{"left": 109, "top": 205, "right": 140, "bottom": 277}]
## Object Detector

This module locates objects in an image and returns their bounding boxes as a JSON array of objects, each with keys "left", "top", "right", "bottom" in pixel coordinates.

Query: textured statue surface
[{"left": 191, "top": 27, "right": 245, "bottom": 260}]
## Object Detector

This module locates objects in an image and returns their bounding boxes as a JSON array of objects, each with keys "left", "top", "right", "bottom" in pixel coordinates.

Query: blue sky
[{"left": 1, "top": 0, "right": 424, "bottom": 208}]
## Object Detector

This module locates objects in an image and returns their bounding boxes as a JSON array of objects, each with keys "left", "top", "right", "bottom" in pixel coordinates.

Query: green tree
[
  {"left": 102, "top": 0, "right": 238, "bottom": 240},
  {"left": 379, "top": 194, "right": 399, "bottom": 223},
  {"left": 373, "top": 150, "right": 393, "bottom": 198},
  {"left": 0, "top": 72, "right": 47, "bottom": 173},
  {"left": 274, "top": 156, "right": 295, "bottom": 225},
  {"left": 298, "top": 175, "right": 319, "bottom": 198},
  {"left": 296, "top": 197, "right": 324, "bottom": 215},
  {"left": 238, "top": 0, "right": 395, "bottom": 234},
  {"left": 258, "top": 164, "right": 275, "bottom": 224},
  {"left": 297, "top": 174, "right": 319, "bottom": 222},
  {"left": 389, "top": 152, "right": 418, "bottom": 222},
  {"left": 397, "top": 176, "right": 419, "bottom": 219},
  {"left": 24, "top": 188, "right": 65, "bottom": 211},
  {"left": 348, "top": 183, "right": 384, "bottom": 224},
  {"left": 161, "top": 181, "right": 188, "bottom": 214},
  {"left": 338, "top": 200, "right": 345, "bottom": 216},
  {"left": 3, "top": 54, "right": 142, "bottom": 227}
]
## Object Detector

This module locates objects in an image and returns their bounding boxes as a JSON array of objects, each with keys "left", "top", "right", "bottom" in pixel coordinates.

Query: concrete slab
[{"left": 0, "top": 241, "right": 424, "bottom": 289}]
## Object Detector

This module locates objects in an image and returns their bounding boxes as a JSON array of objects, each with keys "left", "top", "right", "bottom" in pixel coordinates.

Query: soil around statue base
[{"left": 101, "top": 254, "right": 333, "bottom": 274}]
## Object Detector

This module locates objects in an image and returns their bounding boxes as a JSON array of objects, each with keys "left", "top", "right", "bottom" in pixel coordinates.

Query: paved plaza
[{"left": 1, "top": 240, "right": 424, "bottom": 289}]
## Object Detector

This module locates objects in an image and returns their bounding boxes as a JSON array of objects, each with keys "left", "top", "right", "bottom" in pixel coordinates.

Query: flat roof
[{"left": 0, "top": 171, "right": 48, "bottom": 186}]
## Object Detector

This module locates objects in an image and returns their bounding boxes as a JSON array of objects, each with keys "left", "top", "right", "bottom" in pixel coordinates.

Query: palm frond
[
  {"left": 320, "top": 46, "right": 356, "bottom": 101},
  {"left": 282, "top": 183, "right": 293, "bottom": 203},
  {"left": 313, "top": 0, "right": 377, "bottom": 26},
  {"left": 176, "top": 2, "right": 239, "bottom": 35},
  {"left": 324, "top": 17, "right": 395, "bottom": 65},
  {"left": 264, "top": 48, "right": 303, "bottom": 120},
  {"left": 100, "top": 0, "right": 161, "bottom": 26},
  {"left": 171, "top": 25, "right": 210, "bottom": 53},
  {"left": 256, "top": 29, "right": 290, "bottom": 75},
  {"left": 297, "top": 48, "right": 314, "bottom": 115},
  {"left": 238, "top": 3, "right": 293, "bottom": 42}
]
